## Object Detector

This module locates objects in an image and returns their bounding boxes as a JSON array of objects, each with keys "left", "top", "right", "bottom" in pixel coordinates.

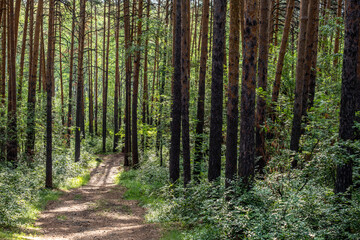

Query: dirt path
[{"left": 34, "top": 153, "right": 160, "bottom": 240}]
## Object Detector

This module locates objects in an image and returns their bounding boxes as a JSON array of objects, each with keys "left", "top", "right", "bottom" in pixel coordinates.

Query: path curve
[{"left": 34, "top": 153, "right": 160, "bottom": 240}]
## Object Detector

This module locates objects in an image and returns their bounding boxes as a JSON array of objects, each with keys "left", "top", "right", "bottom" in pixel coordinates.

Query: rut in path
[{"left": 34, "top": 153, "right": 160, "bottom": 240}]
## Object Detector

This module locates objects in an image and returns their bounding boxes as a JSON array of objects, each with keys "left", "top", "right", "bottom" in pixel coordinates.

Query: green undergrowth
[
  {"left": 116, "top": 148, "right": 360, "bottom": 240},
  {"left": 0, "top": 143, "right": 99, "bottom": 239}
]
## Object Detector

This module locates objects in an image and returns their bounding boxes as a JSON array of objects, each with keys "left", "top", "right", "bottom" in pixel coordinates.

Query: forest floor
[{"left": 32, "top": 153, "right": 160, "bottom": 240}]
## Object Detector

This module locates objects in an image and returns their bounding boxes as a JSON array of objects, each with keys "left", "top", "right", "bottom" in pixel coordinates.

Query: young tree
[
  {"left": 0, "top": 3, "right": 6, "bottom": 161},
  {"left": 335, "top": 0, "right": 360, "bottom": 195},
  {"left": 225, "top": 0, "right": 240, "bottom": 186},
  {"left": 208, "top": 0, "right": 226, "bottom": 182},
  {"left": 46, "top": 0, "right": 56, "bottom": 188},
  {"left": 75, "top": 0, "right": 87, "bottom": 162},
  {"left": 142, "top": 0, "right": 151, "bottom": 125},
  {"left": 194, "top": 0, "right": 209, "bottom": 179},
  {"left": 238, "top": 0, "right": 258, "bottom": 187},
  {"left": 271, "top": 0, "right": 295, "bottom": 109},
  {"left": 169, "top": 0, "right": 182, "bottom": 183}
]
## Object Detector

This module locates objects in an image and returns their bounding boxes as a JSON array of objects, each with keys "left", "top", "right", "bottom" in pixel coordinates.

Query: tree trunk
[
  {"left": 289, "top": 0, "right": 309, "bottom": 158},
  {"left": 238, "top": 0, "right": 258, "bottom": 187},
  {"left": 255, "top": 0, "right": 270, "bottom": 174},
  {"left": 7, "top": 0, "right": 18, "bottom": 164},
  {"left": 75, "top": 0, "right": 86, "bottom": 162},
  {"left": 25, "top": 0, "right": 43, "bottom": 160},
  {"left": 46, "top": 0, "right": 55, "bottom": 188},
  {"left": 132, "top": 0, "right": 143, "bottom": 167},
  {"left": 335, "top": 0, "right": 360, "bottom": 195},
  {"left": 225, "top": 0, "right": 240, "bottom": 186},
  {"left": 181, "top": 0, "right": 191, "bottom": 186},
  {"left": 271, "top": 0, "right": 295, "bottom": 106},
  {"left": 302, "top": 0, "right": 320, "bottom": 116},
  {"left": 88, "top": 3, "right": 94, "bottom": 136},
  {"left": 95, "top": 5, "right": 99, "bottom": 136},
  {"left": 142, "top": 0, "right": 150, "bottom": 125},
  {"left": 194, "top": 0, "right": 209, "bottom": 180},
  {"left": 124, "top": 0, "right": 132, "bottom": 166},
  {"left": 67, "top": 0, "right": 76, "bottom": 145},
  {"left": 17, "top": 0, "right": 30, "bottom": 101},
  {"left": 169, "top": 0, "right": 182, "bottom": 183},
  {"left": 0, "top": 5, "right": 6, "bottom": 161},
  {"left": 333, "top": 0, "right": 342, "bottom": 66},
  {"left": 208, "top": 0, "right": 226, "bottom": 182},
  {"left": 102, "top": 1, "right": 110, "bottom": 152},
  {"left": 114, "top": 0, "right": 120, "bottom": 151}
]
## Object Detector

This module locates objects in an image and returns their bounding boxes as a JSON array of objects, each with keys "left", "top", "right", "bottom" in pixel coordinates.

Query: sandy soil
[{"left": 33, "top": 153, "right": 160, "bottom": 240}]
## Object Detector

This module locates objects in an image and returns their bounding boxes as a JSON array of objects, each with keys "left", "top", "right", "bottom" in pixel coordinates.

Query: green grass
[{"left": 116, "top": 170, "right": 159, "bottom": 206}]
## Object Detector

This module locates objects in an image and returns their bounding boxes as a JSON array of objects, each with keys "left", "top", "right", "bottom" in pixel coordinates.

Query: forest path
[{"left": 33, "top": 153, "right": 160, "bottom": 240}]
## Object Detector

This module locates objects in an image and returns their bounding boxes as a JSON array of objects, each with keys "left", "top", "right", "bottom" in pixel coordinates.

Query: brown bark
[
  {"left": 132, "top": 0, "right": 143, "bottom": 167},
  {"left": 95, "top": 5, "right": 99, "bottom": 136},
  {"left": 225, "top": 0, "right": 240, "bottom": 186},
  {"left": 238, "top": 0, "right": 258, "bottom": 187},
  {"left": 18, "top": 0, "right": 30, "bottom": 101},
  {"left": 335, "top": 0, "right": 360, "bottom": 195},
  {"left": 67, "top": 0, "right": 76, "bottom": 145},
  {"left": 290, "top": 0, "right": 309, "bottom": 158},
  {"left": 25, "top": 0, "right": 43, "bottom": 160},
  {"left": 102, "top": 0, "right": 111, "bottom": 152},
  {"left": 7, "top": 0, "right": 18, "bottom": 164},
  {"left": 333, "top": 0, "right": 342, "bottom": 66},
  {"left": 88, "top": 4, "right": 94, "bottom": 136},
  {"left": 271, "top": 0, "right": 295, "bottom": 108},
  {"left": 255, "top": 0, "right": 270, "bottom": 174},
  {"left": 274, "top": 0, "right": 280, "bottom": 46},
  {"left": 46, "top": 0, "right": 55, "bottom": 188},
  {"left": 114, "top": 0, "right": 120, "bottom": 151},
  {"left": 142, "top": 0, "right": 151, "bottom": 124},
  {"left": 170, "top": 0, "right": 182, "bottom": 183},
  {"left": 302, "top": 0, "right": 320, "bottom": 115},
  {"left": 124, "top": 0, "right": 132, "bottom": 166},
  {"left": 208, "top": 0, "right": 226, "bottom": 182},
  {"left": 0, "top": 4, "right": 6, "bottom": 161},
  {"left": 75, "top": 0, "right": 86, "bottom": 162},
  {"left": 59, "top": 8, "right": 65, "bottom": 127}
]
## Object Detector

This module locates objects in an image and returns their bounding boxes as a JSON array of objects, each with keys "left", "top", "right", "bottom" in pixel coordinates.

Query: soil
[{"left": 33, "top": 153, "right": 160, "bottom": 240}]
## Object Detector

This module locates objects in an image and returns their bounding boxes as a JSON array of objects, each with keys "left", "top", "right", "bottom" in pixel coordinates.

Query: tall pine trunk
[
  {"left": 208, "top": 0, "right": 226, "bottom": 182},
  {"left": 225, "top": 0, "right": 240, "bottom": 186},
  {"left": 238, "top": 0, "right": 258, "bottom": 187},
  {"left": 169, "top": 0, "right": 182, "bottom": 183}
]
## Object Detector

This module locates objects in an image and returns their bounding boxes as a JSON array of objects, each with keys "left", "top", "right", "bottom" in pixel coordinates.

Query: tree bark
[
  {"left": 333, "top": 0, "right": 342, "bottom": 66},
  {"left": 114, "top": 0, "right": 120, "bottom": 151},
  {"left": 208, "top": 0, "right": 226, "bottom": 182},
  {"left": 238, "top": 0, "right": 258, "bottom": 187},
  {"left": 255, "top": 0, "right": 270, "bottom": 174},
  {"left": 271, "top": 0, "right": 295, "bottom": 106},
  {"left": 75, "top": 0, "right": 86, "bottom": 162},
  {"left": 7, "top": 0, "right": 18, "bottom": 164},
  {"left": 25, "top": 0, "right": 43, "bottom": 160},
  {"left": 169, "top": 0, "right": 182, "bottom": 183},
  {"left": 289, "top": 0, "right": 309, "bottom": 158},
  {"left": 46, "top": 0, "right": 55, "bottom": 188},
  {"left": 132, "top": 0, "right": 143, "bottom": 167},
  {"left": 335, "top": 0, "right": 360, "bottom": 195},
  {"left": 225, "top": 0, "right": 240, "bottom": 186}
]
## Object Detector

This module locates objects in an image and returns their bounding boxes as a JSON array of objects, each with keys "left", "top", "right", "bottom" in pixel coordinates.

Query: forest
[{"left": 0, "top": 0, "right": 359, "bottom": 239}]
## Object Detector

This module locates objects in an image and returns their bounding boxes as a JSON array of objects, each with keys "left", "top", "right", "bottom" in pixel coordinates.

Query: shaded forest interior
[{"left": 0, "top": 0, "right": 360, "bottom": 239}]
